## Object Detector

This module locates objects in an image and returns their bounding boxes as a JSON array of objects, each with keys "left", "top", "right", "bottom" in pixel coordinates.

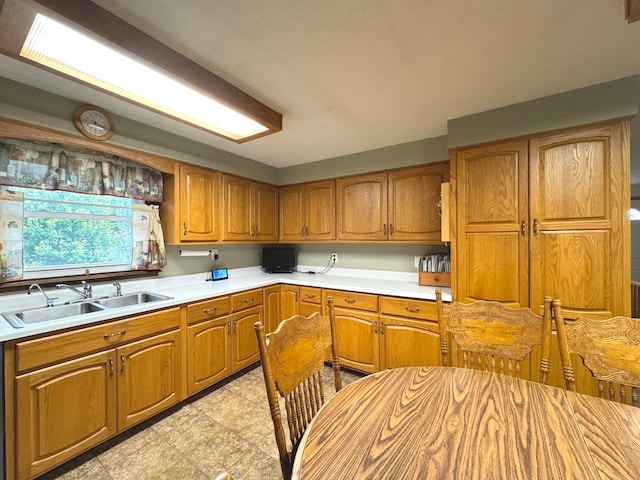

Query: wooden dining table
[{"left": 291, "top": 366, "right": 640, "bottom": 480}]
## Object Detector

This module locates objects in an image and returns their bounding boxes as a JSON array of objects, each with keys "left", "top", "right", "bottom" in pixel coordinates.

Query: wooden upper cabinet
[
  {"left": 337, "top": 163, "right": 449, "bottom": 241},
  {"left": 222, "top": 174, "right": 278, "bottom": 242},
  {"left": 337, "top": 172, "right": 388, "bottom": 240},
  {"left": 279, "top": 180, "right": 335, "bottom": 241},
  {"left": 388, "top": 164, "right": 449, "bottom": 241},
  {"left": 161, "top": 163, "right": 220, "bottom": 243}
]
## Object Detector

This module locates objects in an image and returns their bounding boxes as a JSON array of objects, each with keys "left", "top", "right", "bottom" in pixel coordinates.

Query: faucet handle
[
  {"left": 81, "top": 280, "right": 92, "bottom": 297},
  {"left": 113, "top": 282, "right": 122, "bottom": 297}
]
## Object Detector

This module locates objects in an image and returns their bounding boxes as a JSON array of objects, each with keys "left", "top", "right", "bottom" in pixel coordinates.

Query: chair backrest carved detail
[
  {"left": 556, "top": 305, "right": 640, "bottom": 407},
  {"left": 436, "top": 289, "right": 554, "bottom": 384}
]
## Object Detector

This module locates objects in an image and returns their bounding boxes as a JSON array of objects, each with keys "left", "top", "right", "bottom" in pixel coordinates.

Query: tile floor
[{"left": 37, "top": 365, "right": 363, "bottom": 480}]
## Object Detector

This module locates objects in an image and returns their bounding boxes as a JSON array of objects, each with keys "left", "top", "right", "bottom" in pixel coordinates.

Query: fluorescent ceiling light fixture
[{"left": 20, "top": 13, "right": 269, "bottom": 141}]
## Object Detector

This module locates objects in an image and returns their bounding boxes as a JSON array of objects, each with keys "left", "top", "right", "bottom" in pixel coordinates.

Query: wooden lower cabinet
[
  {"left": 380, "top": 316, "right": 441, "bottom": 369},
  {"left": 231, "top": 305, "right": 261, "bottom": 371},
  {"left": 15, "top": 350, "right": 117, "bottom": 480},
  {"left": 263, "top": 285, "right": 281, "bottom": 333},
  {"left": 281, "top": 284, "right": 299, "bottom": 319},
  {"left": 333, "top": 307, "right": 379, "bottom": 373},
  {"left": 13, "top": 325, "right": 181, "bottom": 480},
  {"left": 187, "top": 316, "right": 231, "bottom": 395}
]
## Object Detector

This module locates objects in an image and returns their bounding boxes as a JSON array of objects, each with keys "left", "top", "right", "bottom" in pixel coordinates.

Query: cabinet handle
[
  {"left": 389, "top": 224, "right": 394, "bottom": 235},
  {"left": 383, "top": 224, "right": 387, "bottom": 235},
  {"left": 533, "top": 218, "right": 538, "bottom": 236},
  {"left": 203, "top": 307, "right": 217, "bottom": 314},
  {"left": 120, "top": 354, "right": 126, "bottom": 372},
  {"left": 233, "top": 320, "right": 237, "bottom": 333},
  {"left": 104, "top": 330, "right": 126, "bottom": 339},
  {"left": 380, "top": 322, "right": 385, "bottom": 334},
  {"left": 244, "top": 297, "right": 254, "bottom": 303},
  {"left": 304, "top": 226, "right": 308, "bottom": 237},
  {"left": 520, "top": 220, "right": 526, "bottom": 236},
  {"left": 373, "top": 323, "right": 378, "bottom": 334},
  {"left": 227, "top": 321, "right": 231, "bottom": 334},
  {"left": 405, "top": 306, "right": 420, "bottom": 313},
  {"left": 305, "top": 293, "right": 316, "bottom": 299},
  {"left": 344, "top": 298, "right": 356, "bottom": 304},
  {"left": 109, "top": 357, "right": 114, "bottom": 376},
  {"left": 183, "top": 222, "right": 187, "bottom": 235}
]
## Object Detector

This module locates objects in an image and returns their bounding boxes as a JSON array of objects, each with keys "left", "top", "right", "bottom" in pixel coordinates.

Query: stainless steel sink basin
[
  {"left": 2, "top": 291, "right": 173, "bottom": 328},
  {"left": 2, "top": 301, "right": 108, "bottom": 328},
  {"left": 93, "top": 292, "right": 172, "bottom": 308}
]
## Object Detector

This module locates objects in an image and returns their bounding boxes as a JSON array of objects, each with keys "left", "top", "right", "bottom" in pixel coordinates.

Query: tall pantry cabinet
[{"left": 449, "top": 120, "right": 631, "bottom": 319}]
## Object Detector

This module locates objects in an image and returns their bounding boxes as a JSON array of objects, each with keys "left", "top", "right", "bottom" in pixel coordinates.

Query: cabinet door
[
  {"left": 263, "top": 285, "right": 281, "bottom": 333},
  {"left": 187, "top": 316, "right": 231, "bottom": 395},
  {"left": 333, "top": 307, "right": 379, "bottom": 373},
  {"left": 452, "top": 140, "right": 529, "bottom": 306},
  {"left": 337, "top": 172, "right": 388, "bottom": 240},
  {"left": 254, "top": 183, "right": 279, "bottom": 241},
  {"left": 281, "top": 285, "right": 299, "bottom": 320},
  {"left": 231, "top": 306, "right": 261, "bottom": 372},
  {"left": 117, "top": 330, "right": 181, "bottom": 429},
  {"left": 529, "top": 122, "right": 630, "bottom": 318},
  {"left": 388, "top": 164, "right": 448, "bottom": 241},
  {"left": 380, "top": 316, "right": 441, "bottom": 370},
  {"left": 179, "top": 164, "right": 219, "bottom": 242},
  {"left": 306, "top": 180, "right": 336, "bottom": 240},
  {"left": 279, "top": 184, "right": 306, "bottom": 241},
  {"left": 222, "top": 175, "right": 253, "bottom": 241},
  {"left": 15, "top": 350, "right": 116, "bottom": 480}
]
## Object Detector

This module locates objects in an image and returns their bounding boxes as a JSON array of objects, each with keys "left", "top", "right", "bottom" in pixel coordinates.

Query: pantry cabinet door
[
  {"left": 452, "top": 140, "right": 529, "bottom": 307},
  {"left": 529, "top": 122, "right": 630, "bottom": 318}
]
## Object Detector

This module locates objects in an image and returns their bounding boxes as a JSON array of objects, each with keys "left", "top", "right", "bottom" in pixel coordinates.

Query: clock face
[{"left": 74, "top": 106, "right": 114, "bottom": 140}]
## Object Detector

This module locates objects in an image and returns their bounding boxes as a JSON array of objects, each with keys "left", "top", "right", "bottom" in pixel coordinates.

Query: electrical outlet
[
  {"left": 211, "top": 249, "right": 219, "bottom": 259},
  {"left": 331, "top": 253, "right": 338, "bottom": 263},
  {"left": 414, "top": 256, "right": 421, "bottom": 268}
]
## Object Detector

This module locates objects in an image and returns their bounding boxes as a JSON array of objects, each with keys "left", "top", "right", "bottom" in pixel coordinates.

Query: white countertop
[{"left": 0, "top": 266, "right": 452, "bottom": 342}]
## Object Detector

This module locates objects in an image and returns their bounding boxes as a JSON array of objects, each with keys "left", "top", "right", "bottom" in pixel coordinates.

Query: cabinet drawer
[
  {"left": 187, "top": 296, "right": 230, "bottom": 324},
  {"left": 231, "top": 288, "right": 263, "bottom": 311},
  {"left": 15, "top": 307, "right": 180, "bottom": 373},
  {"left": 380, "top": 296, "right": 437, "bottom": 321},
  {"left": 327, "top": 290, "right": 378, "bottom": 312},
  {"left": 300, "top": 286, "right": 322, "bottom": 304}
]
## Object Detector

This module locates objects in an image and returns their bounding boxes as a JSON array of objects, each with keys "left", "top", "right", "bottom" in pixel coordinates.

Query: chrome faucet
[
  {"left": 113, "top": 282, "right": 122, "bottom": 297},
  {"left": 56, "top": 282, "right": 91, "bottom": 302},
  {"left": 28, "top": 283, "right": 57, "bottom": 307}
]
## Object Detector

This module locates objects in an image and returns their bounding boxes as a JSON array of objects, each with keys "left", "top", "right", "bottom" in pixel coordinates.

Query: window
[{"left": 9, "top": 187, "right": 133, "bottom": 279}]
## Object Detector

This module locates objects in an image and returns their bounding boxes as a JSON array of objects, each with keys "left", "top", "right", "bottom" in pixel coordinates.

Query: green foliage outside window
[{"left": 11, "top": 187, "right": 132, "bottom": 269}]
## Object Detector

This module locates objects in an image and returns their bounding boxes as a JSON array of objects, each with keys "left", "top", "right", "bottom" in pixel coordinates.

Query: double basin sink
[{"left": 1, "top": 292, "right": 173, "bottom": 328}]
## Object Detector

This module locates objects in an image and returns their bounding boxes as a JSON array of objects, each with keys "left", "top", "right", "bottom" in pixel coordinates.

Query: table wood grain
[{"left": 292, "top": 366, "right": 640, "bottom": 480}]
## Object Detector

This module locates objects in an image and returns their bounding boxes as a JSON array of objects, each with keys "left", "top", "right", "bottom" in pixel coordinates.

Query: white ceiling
[{"left": 1, "top": 0, "right": 640, "bottom": 169}]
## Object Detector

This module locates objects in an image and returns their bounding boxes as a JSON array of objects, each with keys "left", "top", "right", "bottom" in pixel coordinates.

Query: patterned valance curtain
[
  {"left": 0, "top": 138, "right": 163, "bottom": 202},
  {"left": 131, "top": 204, "right": 167, "bottom": 271},
  {"left": 0, "top": 190, "right": 24, "bottom": 283}
]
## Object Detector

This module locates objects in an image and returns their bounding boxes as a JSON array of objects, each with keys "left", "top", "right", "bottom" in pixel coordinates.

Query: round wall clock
[{"left": 73, "top": 105, "right": 115, "bottom": 141}]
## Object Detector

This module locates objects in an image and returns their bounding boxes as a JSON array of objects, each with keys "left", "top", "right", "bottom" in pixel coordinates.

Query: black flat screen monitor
[{"left": 262, "top": 247, "right": 296, "bottom": 273}]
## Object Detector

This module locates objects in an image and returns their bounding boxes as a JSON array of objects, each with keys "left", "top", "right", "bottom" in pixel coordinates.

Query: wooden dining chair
[
  {"left": 254, "top": 296, "right": 342, "bottom": 480},
  {"left": 554, "top": 303, "right": 640, "bottom": 407},
  {"left": 435, "top": 289, "right": 554, "bottom": 384}
]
